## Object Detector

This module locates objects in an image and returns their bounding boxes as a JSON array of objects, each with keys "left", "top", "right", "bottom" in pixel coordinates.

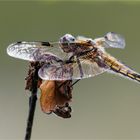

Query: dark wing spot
[
  {"left": 16, "top": 41, "right": 22, "bottom": 44},
  {"left": 41, "top": 42, "right": 51, "bottom": 46}
]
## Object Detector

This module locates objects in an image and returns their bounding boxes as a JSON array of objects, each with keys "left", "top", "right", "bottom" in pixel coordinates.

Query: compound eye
[
  {"left": 70, "top": 37, "right": 75, "bottom": 42},
  {"left": 60, "top": 34, "right": 75, "bottom": 43},
  {"left": 65, "top": 34, "right": 75, "bottom": 42}
]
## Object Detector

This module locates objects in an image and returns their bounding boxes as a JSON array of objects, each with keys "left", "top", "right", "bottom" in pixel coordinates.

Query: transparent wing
[
  {"left": 7, "top": 41, "right": 69, "bottom": 61},
  {"left": 93, "top": 32, "right": 125, "bottom": 49},
  {"left": 76, "top": 36, "right": 92, "bottom": 42},
  {"left": 38, "top": 58, "right": 109, "bottom": 80}
]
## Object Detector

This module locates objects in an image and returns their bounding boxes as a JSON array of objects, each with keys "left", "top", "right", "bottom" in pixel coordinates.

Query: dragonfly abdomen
[
  {"left": 112, "top": 62, "right": 140, "bottom": 83},
  {"left": 103, "top": 54, "right": 140, "bottom": 83},
  {"left": 112, "top": 65, "right": 140, "bottom": 83}
]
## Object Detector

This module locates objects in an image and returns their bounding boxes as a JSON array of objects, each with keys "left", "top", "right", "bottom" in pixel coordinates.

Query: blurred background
[{"left": 1, "top": 1, "right": 140, "bottom": 140}]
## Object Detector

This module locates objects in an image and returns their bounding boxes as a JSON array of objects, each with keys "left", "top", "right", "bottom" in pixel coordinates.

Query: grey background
[{"left": 1, "top": 1, "right": 140, "bottom": 140}]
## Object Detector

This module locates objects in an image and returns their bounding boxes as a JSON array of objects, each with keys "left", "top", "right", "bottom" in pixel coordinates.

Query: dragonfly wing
[
  {"left": 104, "top": 32, "right": 125, "bottom": 49},
  {"left": 94, "top": 32, "right": 125, "bottom": 49},
  {"left": 38, "top": 58, "right": 109, "bottom": 80},
  {"left": 7, "top": 41, "right": 69, "bottom": 61}
]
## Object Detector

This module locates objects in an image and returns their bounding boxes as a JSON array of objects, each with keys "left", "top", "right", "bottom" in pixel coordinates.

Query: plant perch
[
  {"left": 24, "top": 62, "right": 40, "bottom": 140},
  {"left": 24, "top": 62, "right": 73, "bottom": 139}
]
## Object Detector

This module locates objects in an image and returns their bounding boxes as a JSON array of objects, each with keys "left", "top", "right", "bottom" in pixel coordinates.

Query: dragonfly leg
[
  {"left": 58, "top": 81, "right": 68, "bottom": 89},
  {"left": 71, "top": 79, "right": 81, "bottom": 87}
]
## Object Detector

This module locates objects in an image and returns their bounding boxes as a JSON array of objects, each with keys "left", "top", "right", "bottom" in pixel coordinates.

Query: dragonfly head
[
  {"left": 60, "top": 34, "right": 76, "bottom": 53},
  {"left": 60, "top": 34, "right": 75, "bottom": 43}
]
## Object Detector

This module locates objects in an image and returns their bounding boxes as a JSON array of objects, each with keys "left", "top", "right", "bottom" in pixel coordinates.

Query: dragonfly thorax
[{"left": 60, "top": 34, "right": 95, "bottom": 55}]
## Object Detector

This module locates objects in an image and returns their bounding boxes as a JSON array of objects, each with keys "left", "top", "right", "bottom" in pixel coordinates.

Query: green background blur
[{"left": 1, "top": 1, "right": 140, "bottom": 140}]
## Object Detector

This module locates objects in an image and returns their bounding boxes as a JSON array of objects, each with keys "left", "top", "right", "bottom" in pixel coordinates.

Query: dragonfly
[{"left": 7, "top": 32, "right": 140, "bottom": 83}]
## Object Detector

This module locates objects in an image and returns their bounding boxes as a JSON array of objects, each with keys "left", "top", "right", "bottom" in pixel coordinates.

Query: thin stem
[
  {"left": 25, "top": 94, "right": 37, "bottom": 140},
  {"left": 25, "top": 62, "right": 39, "bottom": 140}
]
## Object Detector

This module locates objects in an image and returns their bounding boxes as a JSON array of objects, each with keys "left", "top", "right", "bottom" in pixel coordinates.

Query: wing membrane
[
  {"left": 93, "top": 32, "right": 125, "bottom": 49},
  {"left": 104, "top": 32, "right": 125, "bottom": 49},
  {"left": 38, "top": 58, "right": 108, "bottom": 80},
  {"left": 7, "top": 41, "right": 69, "bottom": 61}
]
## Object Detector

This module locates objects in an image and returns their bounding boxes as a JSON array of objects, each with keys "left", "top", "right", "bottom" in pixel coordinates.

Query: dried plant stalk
[{"left": 25, "top": 62, "right": 41, "bottom": 140}]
